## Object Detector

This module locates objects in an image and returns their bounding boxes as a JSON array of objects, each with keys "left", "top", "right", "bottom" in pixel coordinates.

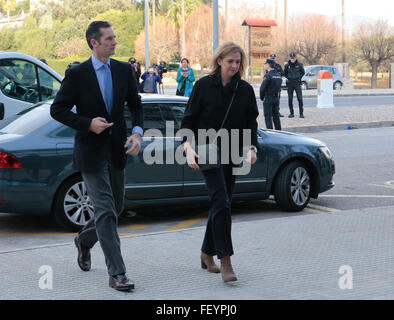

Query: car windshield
[
  {"left": 304, "top": 66, "right": 313, "bottom": 73},
  {"left": 0, "top": 103, "right": 52, "bottom": 135}
]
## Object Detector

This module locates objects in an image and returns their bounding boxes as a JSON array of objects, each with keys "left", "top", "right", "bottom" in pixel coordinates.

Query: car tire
[
  {"left": 301, "top": 82, "right": 307, "bottom": 90},
  {"left": 333, "top": 81, "right": 342, "bottom": 90},
  {"left": 53, "top": 175, "right": 95, "bottom": 232},
  {"left": 274, "top": 161, "right": 311, "bottom": 212}
]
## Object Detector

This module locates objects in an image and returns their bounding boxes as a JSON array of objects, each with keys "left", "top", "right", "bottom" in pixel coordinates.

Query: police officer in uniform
[
  {"left": 284, "top": 52, "right": 305, "bottom": 118},
  {"left": 268, "top": 53, "right": 285, "bottom": 117},
  {"left": 260, "top": 58, "right": 282, "bottom": 130}
]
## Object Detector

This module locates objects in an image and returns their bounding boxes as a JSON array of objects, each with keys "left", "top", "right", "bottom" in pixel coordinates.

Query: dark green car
[{"left": 0, "top": 95, "right": 335, "bottom": 231}]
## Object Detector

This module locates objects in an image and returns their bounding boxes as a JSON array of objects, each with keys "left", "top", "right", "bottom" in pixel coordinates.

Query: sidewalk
[
  {"left": 268, "top": 105, "right": 394, "bottom": 133},
  {"left": 162, "top": 80, "right": 394, "bottom": 97},
  {"left": 1, "top": 205, "right": 394, "bottom": 299}
]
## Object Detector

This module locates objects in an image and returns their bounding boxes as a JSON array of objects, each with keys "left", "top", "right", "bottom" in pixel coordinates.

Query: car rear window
[{"left": 0, "top": 103, "right": 52, "bottom": 135}]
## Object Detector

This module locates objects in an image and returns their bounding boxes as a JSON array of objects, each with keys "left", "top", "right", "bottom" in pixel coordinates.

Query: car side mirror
[{"left": 0, "top": 103, "right": 4, "bottom": 120}]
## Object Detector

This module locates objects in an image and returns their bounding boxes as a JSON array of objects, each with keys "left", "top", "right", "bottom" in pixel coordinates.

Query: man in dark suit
[{"left": 50, "top": 21, "right": 143, "bottom": 292}]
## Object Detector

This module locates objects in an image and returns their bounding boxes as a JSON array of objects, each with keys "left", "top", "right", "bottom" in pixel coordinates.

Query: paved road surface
[{"left": 1, "top": 127, "right": 393, "bottom": 252}]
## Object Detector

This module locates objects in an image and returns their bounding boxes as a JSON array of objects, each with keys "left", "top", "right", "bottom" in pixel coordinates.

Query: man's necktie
[{"left": 103, "top": 63, "right": 113, "bottom": 115}]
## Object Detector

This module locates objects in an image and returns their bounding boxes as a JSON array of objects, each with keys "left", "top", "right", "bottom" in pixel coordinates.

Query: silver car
[
  {"left": 301, "top": 65, "right": 343, "bottom": 90},
  {"left": 0, "top": 51, "right": 63, "bottom": 120}
]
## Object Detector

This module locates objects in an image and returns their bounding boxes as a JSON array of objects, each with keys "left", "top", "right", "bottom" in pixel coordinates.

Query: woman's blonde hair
[{"left": 209, "top": 41, "right": 247, "bottom": 78}]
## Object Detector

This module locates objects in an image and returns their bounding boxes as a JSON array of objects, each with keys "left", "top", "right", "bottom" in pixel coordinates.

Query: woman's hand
[
  {"left": 245, "top": 149, "right": 257, "bottom": 164},
  {"left": 184, "top": 142, "right": 200, "bottom": 170}
]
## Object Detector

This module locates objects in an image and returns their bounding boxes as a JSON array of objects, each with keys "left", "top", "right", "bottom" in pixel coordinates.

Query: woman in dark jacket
[{"left": 181, "top": 42, "right": 259, "bottom": 282}]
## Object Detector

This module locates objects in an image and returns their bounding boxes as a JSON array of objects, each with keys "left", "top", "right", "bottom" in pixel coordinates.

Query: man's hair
[{"left": 86, "top": 21, "right": 112, "bottom": 50}]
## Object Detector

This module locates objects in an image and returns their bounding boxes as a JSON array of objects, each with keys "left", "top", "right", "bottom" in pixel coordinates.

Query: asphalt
[{"left": 2, "top": 205, "right": 394, "bottom": 300}]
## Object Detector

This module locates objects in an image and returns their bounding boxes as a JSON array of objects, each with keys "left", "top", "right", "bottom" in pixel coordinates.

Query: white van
[{"left": 0, "top": 51, "right": 63, "bottom": 120}]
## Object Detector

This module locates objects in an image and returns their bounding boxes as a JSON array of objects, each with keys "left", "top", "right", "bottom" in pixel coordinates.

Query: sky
[{"left": 220, "top": 0, "right": 394, "bottom": 27}]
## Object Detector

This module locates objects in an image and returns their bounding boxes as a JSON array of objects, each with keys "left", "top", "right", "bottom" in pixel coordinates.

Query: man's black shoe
[
  {"left": 288, "top": 114, "right": 294, "bottom": 118},
  {"left": 300, "top": 114, "right": 305, "bottom": 118},
  {"left": 74, "top": 237, "right": 91, "bottom": 272},
  {"left": 109, "top": 274, "right": 135, "bottom": 291},
  {"left": 279, "top": 113, "right": 285, "bottom": 117}
]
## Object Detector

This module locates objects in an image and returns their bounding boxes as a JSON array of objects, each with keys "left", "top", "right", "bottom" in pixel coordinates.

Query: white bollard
[{"left": 316, "top": 70, "right": 334, "bottom": 108}]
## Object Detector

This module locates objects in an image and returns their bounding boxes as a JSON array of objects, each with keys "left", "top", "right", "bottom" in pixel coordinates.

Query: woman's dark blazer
[{"left": 181, "top": 73, "right": 259, "bottom": 149}]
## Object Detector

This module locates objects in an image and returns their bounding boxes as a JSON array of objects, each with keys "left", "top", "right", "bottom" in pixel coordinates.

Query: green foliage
[
  {"left": 166, "top": 0, "right": 200, "bottom": 27},
  {"left": 1, "top": 1, "right": 144, "bottom": 60},
  {"left": 46, "top": 56, "right": 131, "bottom": 76},
  {"left": 0, "top": 27, "right": 15, "bottom": 50},
  {"left": 95, "top": 9, "right": 144, "bottom": 57}
]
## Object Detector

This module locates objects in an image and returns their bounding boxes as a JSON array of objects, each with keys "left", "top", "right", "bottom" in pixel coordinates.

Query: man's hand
[
  {"left": 89, "top": 117, "right": 113, "bottom": 134},
  {"left": 125, "top": 133, "right": 142, "bottom": 155},
  {"left": 245, "top": 149, "right": 257, "bottom": 164}
]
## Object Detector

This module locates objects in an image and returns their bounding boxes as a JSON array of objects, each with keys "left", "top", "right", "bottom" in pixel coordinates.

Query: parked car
[
  {"left": 281, "top": 65, "right": 343, "bottom": 91},
  {"left": 0, "top": 95, "right": 335, "bottom": 231},
  {"left": 0, "top": 51, "right": 63, "bottom": 120},
  {"left": 301, "top": 65, "right": 343, "bottom": 90}
]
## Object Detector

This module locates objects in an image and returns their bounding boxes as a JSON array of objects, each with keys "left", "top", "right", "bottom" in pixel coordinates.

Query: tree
[
  {"left": 0, "top": 28, "right": 15, "bottom": 50},
  {"left": 286, "top": 14, "right": 339, "bottom": 65},
  {"left": 94, "top": 8, "right": 144, "bottom": 57},
  {"left": 134, "top": 15, "right": 178, "bottom": 66},
  {"left": 353, "top": 20, "right": 394, "bottom": 88},
  {"left": 184, "top": 3, "right": 213, "bottom": 67},
  {"left": 1, "top": 0, "right": 16, "bottom": 23},
  {"left": 56, "top": 38, "right": 89, "bottom": 58}
]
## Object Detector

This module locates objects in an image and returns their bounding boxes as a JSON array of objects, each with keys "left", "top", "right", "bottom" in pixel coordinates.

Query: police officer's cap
[
  {"left": 265, "top": 59, "right": 276, "bottom": 65},
  {"left": 290, "top": 52, "right": 296, "bottom": 58}
]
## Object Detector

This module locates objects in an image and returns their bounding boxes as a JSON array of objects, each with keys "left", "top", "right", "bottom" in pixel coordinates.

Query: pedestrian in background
[
  {"left": 260, "top": 58, "right": 282, "bottom": 130},
  {"left": 128, "top": 57, "right": 141, "bottom": 84},
  {"left": 176, "top": 58, "right": 195, "bottom": 97},
  {"left": 284, "top": 52, "right": 305, "bottom": 118},
  {"left": 140, "top": 67, "right": 162, "bottom": 93},
  {"left": 269, "top": 53, "right": 285, "bottom": 117},
  {"left": 181, "top": 41, "right": 259, "bottom": 283}
]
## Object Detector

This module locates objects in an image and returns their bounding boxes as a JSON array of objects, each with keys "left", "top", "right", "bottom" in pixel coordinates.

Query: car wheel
[
  {"left": 334, "top": 81, "right": 342, "bottom": 90},
  {"left": 274, "top": 161, "right": 311, "bottom": 212},
  {"left": 53, "top": 175, "right": 94, "bottom": 231},
  {"left": 301, "top": 82, "right": 307, "bottom": 90}
]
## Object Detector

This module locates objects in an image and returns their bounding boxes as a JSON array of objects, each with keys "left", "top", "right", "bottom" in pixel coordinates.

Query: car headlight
[{"left": 319, "top": 146, "right": 333, "bottom": 160}]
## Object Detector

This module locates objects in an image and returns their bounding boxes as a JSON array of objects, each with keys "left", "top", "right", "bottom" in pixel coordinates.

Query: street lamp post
[
  {"left": 213, "top": 0, "right": 219, "bottom": 53},
  {"left": 145, "top": 0, "right": 150, "bottom": 69}
]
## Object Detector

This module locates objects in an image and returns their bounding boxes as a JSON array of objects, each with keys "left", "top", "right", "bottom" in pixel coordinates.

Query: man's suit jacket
[{"left": 50, "top": 57, "right": 144, "bottom": 173}]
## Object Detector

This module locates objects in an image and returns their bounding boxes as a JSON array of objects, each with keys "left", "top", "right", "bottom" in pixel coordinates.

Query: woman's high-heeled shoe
[{"left": 201, "top": 252, "right": 220, "bottom": 273}]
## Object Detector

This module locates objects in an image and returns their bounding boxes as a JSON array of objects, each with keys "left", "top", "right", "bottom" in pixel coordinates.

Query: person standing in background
[
  {"left": 268, "top": 53, "right": 285, "bottom": 118},
  {"left": 284, "top": 52, "right": 305, "bottom": 118},
  {"left": 176, "top": 58, "right": 195, "bottom": 97},
  {"left": 260, "top": 58, "right": 282, "bottom": 130}
]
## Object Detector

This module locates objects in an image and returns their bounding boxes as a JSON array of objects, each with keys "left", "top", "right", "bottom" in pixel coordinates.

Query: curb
[{"left": 282, "top": 120, "right": 394, "bottom": 133}]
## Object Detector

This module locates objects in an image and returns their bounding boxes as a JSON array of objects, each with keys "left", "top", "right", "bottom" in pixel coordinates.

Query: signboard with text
[
  {"left": 250, "top": 26, "right": 272, "bottom": 66},
  {"left": 242, "top": 19, "right": 277, "bottom": 81}
]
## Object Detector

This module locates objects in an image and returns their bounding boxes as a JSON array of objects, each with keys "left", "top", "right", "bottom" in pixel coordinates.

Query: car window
[
  {"left": 125, "top": 103, "right": 166, "bottom": 135},
  {"left": 160, "top": 103, "right": 186, "bottom": 130},
  {"left": 37, "top": 67, "right": 61, "bottom": 101},
  {"left": 0, "top": 104, "right": 52, "bottom": 135},
  {"left": 309, "top": 67, "right": 320, "bottom": 75},
  {"left": 0, "top": 59, "right": 40, "bottom": 103}
]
